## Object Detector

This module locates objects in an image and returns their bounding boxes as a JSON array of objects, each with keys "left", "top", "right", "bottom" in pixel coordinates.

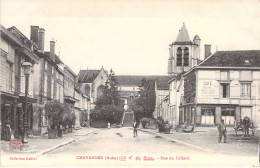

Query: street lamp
[{"left": 21, "top": 61, "right": 32, "bottom": 144}]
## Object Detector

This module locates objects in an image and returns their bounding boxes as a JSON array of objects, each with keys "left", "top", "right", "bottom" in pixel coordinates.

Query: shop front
[
  {"left": 1, "top": 91, "right": 37, "bottom": 141},
  {"left": 180, "top": 104, "right": 242, "bottom": 126},
  {"left": 0, "top": 92, "right": 19, "bottom": 141}
]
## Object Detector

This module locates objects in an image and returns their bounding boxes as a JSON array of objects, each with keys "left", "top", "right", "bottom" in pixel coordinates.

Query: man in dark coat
[
  {"left": 243, "top": 116, "right": 251, "bottom": 137},
  {"left": 133, "top": 121, "right": 138, "bottom": 137},
  {"left": 217, "top": 119, "right": 227, "bottom": 143}
]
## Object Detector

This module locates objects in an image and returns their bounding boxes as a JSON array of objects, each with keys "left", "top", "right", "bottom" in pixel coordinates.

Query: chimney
[
  {"left": 50, "top": 41, "right": 55, "bottom": 62},
  {"left": 204, "top": 44, "right": 211, "bottom": 59},
  {"left": 38, "top": 28, "right": 45, "bottom": 52},
  {"left": 30, "top": 26, "right": 39, "bottom": 45}
]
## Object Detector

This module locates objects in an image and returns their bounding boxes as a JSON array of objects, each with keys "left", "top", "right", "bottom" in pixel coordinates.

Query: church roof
[
  {"left": 77, "top": 69, "right": 100, "bottom": 83},
  {"left": 174, "top": 23, "right": 193, "bottom": 45},
  {"left": 115, "top": 75, "right": 171, "bottom": 90},
  {"left": 199, "top": 50, "right": 260, "bottom": 67}
]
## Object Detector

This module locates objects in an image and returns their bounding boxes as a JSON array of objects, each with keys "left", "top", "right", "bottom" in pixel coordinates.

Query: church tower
[{"left": 168, "top": 23, "right": 201, "bottom": 74}]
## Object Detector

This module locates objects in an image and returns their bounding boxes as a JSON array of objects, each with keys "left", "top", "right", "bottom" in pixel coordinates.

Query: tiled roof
[
  {"left": 200, "top": 50, "right": 260, "bottom": 67},
  {"left": 43, "top": 52, "right": 63, "bottom": 64},
  {"left": 77, "top": 70, "right": 100, "bottom": 83},
  {"left": 115, "top": 75, "right": 171, "bottom": 90}
]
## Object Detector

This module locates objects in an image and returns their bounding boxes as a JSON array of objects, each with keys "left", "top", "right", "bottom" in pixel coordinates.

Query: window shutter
[
  {"left": 214, "top": 81, "right": 219, "bottom": 98},
  {"left": 12, "top": 66, "right": 15, "bottom": 92},
  {"left": 230, "top": 81, "right": 240, "bottom": 98},
  {"left": 251, "top": 83, "right": 256, "bottom": 99},
  {"left": 230, "top": 71, "right": 234, "bottom": 80},
  {"left": 219, "top": 84, "right": 223, "bottom": 98},
  {"left": 215, "top": 71, "right": 220, "bottom": 80}
]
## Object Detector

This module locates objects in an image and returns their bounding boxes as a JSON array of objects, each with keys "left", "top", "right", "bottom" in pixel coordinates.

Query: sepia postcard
[{"left": 0, "top": 0, "right": 260, "bottom": 167}]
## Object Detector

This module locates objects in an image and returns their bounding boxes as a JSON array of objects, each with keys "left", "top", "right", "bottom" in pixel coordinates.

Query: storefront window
[
  {"left": 201, "top": 107, "right": 215, "bottom": 124},
  {"left": 221, "top": 108, "right": 235, "bottom": 125}
]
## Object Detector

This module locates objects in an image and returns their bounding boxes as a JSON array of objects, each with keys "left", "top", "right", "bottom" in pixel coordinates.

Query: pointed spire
[{"left": 175, "top": 23, "right": 191, "bottom": 43}]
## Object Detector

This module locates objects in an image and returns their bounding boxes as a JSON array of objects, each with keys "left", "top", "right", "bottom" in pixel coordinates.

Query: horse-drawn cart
[{"left": 234, "top": 116, "right": 256, "bottom": 136}]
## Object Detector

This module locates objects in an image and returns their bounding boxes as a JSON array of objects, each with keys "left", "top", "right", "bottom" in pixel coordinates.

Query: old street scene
[{"left": 0, "top": 1, "right": 260, "bottom": 167}]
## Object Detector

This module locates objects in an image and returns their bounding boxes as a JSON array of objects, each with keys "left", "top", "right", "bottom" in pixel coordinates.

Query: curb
[
  {"left": 138, "top": 129, "right": 214, "bottom": 153},
  {"left": 37, "top": 139, "right": 76, "bottom": 156},
  {"left": 37, "top": 131, "right": 95, "bottom": 156}
]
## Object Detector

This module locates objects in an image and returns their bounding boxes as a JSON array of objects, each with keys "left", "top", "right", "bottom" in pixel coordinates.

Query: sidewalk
[
  {"left": 139, "top": 127, "right": 259, "bottom": 157},
  {"left": 0, "top": 127, "right": 97, "bottom": 156}
]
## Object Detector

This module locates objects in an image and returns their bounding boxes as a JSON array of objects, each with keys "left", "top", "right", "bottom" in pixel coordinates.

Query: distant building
[
  {"left": 115, "top": 75, "right": 171, "bottom": 116},
  {"left": 182, "top": 50, "right": 260, "bottom": 127},
  {"left": 77, "top": 67, "right": 108, "bottom": 109}
]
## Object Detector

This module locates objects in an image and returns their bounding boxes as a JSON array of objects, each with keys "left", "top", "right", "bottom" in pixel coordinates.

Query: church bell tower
[{"left": 168, "top": 23, "right": 201, "bottom": 75}]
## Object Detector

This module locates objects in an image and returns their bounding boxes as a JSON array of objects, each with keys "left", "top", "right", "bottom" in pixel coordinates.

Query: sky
[{"left": 1, "top": 0, "right": 260, "bottom": 75}]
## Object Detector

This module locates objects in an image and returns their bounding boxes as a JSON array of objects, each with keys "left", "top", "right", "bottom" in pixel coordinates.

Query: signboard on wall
[{"left": 198, "top": 80, "right": 215, "bottom": 98}]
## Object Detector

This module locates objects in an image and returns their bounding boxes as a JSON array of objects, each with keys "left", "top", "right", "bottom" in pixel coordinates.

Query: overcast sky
[{"left": 1, "top": 0, "right": 260, "bottom": 75}]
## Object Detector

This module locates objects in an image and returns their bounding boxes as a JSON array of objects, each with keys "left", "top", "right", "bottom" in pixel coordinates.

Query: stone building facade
[
  {"left": 31, "top": 26, "right": 65, "bottom": 135},
  {"left": 0, "top": 25, "right": 39, "bottom": 140},
  {"left": 77, "top": 67, "right": 108, "bottom": 110},
  {"left": 168, "top": 23, "right": 202, "bottom": 75},
  {"left": 181, "top": 50, "right": 260, "bottom": 127}
]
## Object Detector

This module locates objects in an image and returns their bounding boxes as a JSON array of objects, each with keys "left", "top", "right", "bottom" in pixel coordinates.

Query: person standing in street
[
  {"left": 133, "top": 121, "right": 138, "bottom": 137},
  {"left": 107, "top": 122, "right": 110, "bottom": 129},
  {"left": 217, "top": 119, "right": 227, "bottom": 143}
]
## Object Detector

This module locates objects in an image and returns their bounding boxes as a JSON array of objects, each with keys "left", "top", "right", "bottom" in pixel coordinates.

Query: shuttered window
[{"left": 240, "top": 83, "right": 251, "bottom": 98}]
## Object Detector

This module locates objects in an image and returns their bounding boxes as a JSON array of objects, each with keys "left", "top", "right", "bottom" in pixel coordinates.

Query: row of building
[
  {"left": 1, "top": 23, "right": 259, "bottom": 140},
  {"left": 156, "top": 24, "right": 260, "bottom": 128},
  {"left": 0, "top": 24, "right": 111, "bottom": 139}
]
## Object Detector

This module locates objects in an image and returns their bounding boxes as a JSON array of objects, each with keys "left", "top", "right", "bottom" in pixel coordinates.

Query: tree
[
  {"left": 136, "top": 78, "right": 156, "bottom": 118},
  {"left": 129, "top": 98, "right": 144, "bottom": 122},
  {"left": 92, "top": 69, "right": 124, "bottom": 124},
  {"left": 90, "top": 105, "right": 124, "bottom": 124},
  {"left": 45, "top": 100, "right": 64, "bottom": 129}
]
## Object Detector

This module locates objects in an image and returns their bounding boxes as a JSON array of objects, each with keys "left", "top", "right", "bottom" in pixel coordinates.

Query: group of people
[{"left": 103, "top": 118, "right": 251, "bottom": 142}]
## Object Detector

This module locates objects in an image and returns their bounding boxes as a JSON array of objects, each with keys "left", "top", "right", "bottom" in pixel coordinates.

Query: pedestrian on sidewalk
[
  {"left": 107, "top": 122, "right": 110, "bottom": 129},
  {"left": 133, "top": 121, "right": 138, "bottom": 137},
  {"left": 217, "top": 119, "right": 227, "bottom": 143}
]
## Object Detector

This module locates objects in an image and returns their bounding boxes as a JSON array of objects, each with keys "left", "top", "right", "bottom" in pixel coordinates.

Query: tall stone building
[
  {"left": 0, "top": 25, "right": 39, "bottom": 140},
  {"left": 168, "top": 23, "right": 201, "bottom": 75},
  {"left": 31, "top": 26, "right": 65, "bottom": 135}
]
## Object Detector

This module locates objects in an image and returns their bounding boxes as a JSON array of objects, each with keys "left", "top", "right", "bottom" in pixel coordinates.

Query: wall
[
  {"left": 184, "top": 71, "right": 196, "bottom": 104},
  {"left": 92, "top": 69, "right": 108, "bottom": 101}
]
